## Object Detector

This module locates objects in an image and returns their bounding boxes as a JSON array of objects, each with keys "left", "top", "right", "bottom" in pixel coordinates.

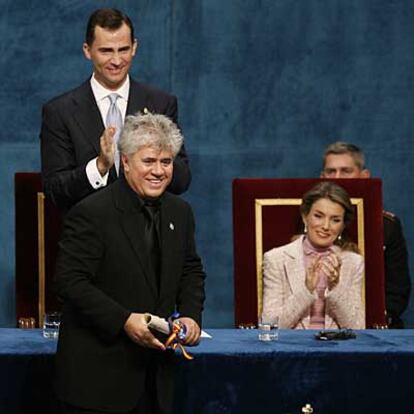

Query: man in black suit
[
  {"left": 54, "top": 112, "right": 205, "bottom": 414},
  {"left": 321, "top": 142, "right": 411, "bottom": 328},
  {"left": 40, "top": 8, "right": 191, "bottom": 211}
]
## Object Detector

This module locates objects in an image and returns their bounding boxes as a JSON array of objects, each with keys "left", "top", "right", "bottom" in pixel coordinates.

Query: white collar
[{"left": 90, "top": 73, "right": 130, "bottom": 102}]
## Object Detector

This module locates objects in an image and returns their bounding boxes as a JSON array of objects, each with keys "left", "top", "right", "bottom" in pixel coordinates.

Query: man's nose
[
  {"left": 110, "top": 53, "right": 122, "bottom": 65},
  {"left": 151, "top": 162, "right": 163, "bottom": 175}
]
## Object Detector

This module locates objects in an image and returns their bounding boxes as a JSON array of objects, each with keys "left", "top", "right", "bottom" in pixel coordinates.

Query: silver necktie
[{"left": 106, "top": 93, "right": 123, "bottom": 175}]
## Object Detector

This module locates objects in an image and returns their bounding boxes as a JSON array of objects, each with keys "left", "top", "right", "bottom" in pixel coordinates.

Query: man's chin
[
  {"left": 100, "top": 73, "right": 128, "bottom": 89},
  {"left": 144, "top": 187, "right": 168, "bottom": 199}
]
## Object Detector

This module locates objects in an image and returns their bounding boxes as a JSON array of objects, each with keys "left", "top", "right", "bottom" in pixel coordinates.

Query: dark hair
[
  {"left": 300, "top": 181, "right": 358, "bottom": 252},
  {"left": 85, "top": 8, "right": 134, "bottom": 46}
]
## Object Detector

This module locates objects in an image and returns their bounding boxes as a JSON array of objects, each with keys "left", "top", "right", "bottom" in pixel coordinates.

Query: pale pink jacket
[{"left": 262, "top": 236, "right": 365, "bottom": 329}]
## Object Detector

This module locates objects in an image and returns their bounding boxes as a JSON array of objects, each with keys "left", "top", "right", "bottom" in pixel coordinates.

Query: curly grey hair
[{"left": 118, "top": 112, "right": 183, "bottom": 158}]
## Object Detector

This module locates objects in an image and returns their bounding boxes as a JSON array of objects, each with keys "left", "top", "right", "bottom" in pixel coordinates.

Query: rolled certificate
[
  {"left": 144, "top": 313, "right": 212, "bottom": 338},
  {"left": 144, "top": 313, "right": 170, "bottom": 334}
]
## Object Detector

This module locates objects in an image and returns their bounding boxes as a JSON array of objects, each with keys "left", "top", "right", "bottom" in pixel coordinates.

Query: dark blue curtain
[{"left": 0, "top": 0, "right": 413, "bottom": 327}]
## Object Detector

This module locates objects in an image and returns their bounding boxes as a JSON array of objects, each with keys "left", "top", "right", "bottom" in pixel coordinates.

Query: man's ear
[
  {"left": 360, "top": 169, "right": 371, "bottom": 178},
  {"left": 132, "top": 39, "right": 138, "bottom": 57},
  {"left": 83, "top": 43, "right": 92, "bottom": 60},
  {"left": 122, "top": 154, "right": 129, "bottom": 172}
]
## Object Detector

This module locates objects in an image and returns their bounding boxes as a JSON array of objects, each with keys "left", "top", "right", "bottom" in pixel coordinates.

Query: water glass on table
[
  {"left": 258, "top": 316, "right": 279, "bottom": 341},
  {"left": 43, "top": 312, "right": 61, "bottom": 339}
]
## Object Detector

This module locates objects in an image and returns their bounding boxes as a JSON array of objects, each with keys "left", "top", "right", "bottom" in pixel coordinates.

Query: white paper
[
  {"left": 144, "top": 313, "right": 170, "bottom": 334},
  {"left": 144, "top": 313, "right": 212, "bottom": 338}
]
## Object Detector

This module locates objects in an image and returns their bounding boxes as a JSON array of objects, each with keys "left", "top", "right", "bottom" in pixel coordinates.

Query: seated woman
[{"left": 261, "top": 181, "right": 365, "bottom": 329}]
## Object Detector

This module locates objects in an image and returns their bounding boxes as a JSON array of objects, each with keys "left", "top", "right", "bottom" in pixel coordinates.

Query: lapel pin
[
  {"left": 143, "top": 107, "right": 149, "bottom": 114},
  {"left": 169, "top": 222, "right": 175, "bottom": 231}
]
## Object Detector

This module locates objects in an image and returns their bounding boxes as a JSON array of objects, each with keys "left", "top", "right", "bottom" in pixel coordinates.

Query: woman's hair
[{"left": 300, "top": 181, "right": 359, "bottom": 252}]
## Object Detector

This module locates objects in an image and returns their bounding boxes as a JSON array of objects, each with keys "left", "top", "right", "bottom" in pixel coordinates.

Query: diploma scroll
[
  {"left": 144, "top": 313, "right": 170, "bottom": 335},
  {"left": 144, "top": 313, "right": 212, "bottom": 338}
]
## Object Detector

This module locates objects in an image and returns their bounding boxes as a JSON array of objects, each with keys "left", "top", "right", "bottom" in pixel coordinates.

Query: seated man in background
[
  {"left": 321, "top": 141, "right": 411, "bottom": 328},
  {"left": 54, "top": 112, "right": 205, "bottom": 414}
]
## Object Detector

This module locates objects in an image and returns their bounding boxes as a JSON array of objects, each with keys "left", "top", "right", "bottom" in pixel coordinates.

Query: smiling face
[
  {"left": 123, "top": 146, "right": 173, "bottom": 200},
  {"left": 302, "top": 198, "right": 345, "bottom": 248},
  {"left": 83, "top": 22, "right": 137, "bottom": 90}
]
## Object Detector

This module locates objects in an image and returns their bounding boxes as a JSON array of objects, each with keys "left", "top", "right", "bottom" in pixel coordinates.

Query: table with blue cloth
[{"left": 1, "top": 329, "right": 413, "bottom": 413}]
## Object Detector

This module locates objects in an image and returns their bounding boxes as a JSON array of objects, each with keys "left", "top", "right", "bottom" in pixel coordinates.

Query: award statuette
[{"left": 144, "top": 312, "right": 194, "bottom": 360}]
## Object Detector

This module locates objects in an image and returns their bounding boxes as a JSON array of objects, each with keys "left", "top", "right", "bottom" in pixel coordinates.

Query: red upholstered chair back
[
  {"left": 233, "top": 178, "right": 386, "bottom": 329},
  {"left": 15, "top": 172, "right": 62, "bottom": 328}
]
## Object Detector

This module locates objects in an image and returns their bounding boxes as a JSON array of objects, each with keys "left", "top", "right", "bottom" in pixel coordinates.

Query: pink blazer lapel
[
  {"left": 284, "top": 237, "right": 307, "bottom": 298},
  {"left": 284, "top": 237, "right": 311, "bottom": 329}
]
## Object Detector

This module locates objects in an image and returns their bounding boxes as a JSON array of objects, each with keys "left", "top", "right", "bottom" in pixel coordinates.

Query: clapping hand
[
  {"left": 305, "top": 257, "right": 321, "bottom": 293},
  {"left": 319, "top": 253, "right": 342, "bottom": 290},
  {"left": 305, "top": 253, "right": 342, "bottom": 292},
  {"left": 97, "top": 127, "right": 116, "bottom": 176}
]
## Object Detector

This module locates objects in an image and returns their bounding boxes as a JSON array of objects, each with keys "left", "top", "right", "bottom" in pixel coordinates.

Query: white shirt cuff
[{"left": 86, "top": 158, "right": 109, "bottom": 189}]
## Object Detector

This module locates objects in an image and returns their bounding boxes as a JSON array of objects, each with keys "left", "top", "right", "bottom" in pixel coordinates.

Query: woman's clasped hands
[{"left": 305, "top": 253, "right": 342, "bottom": 293}]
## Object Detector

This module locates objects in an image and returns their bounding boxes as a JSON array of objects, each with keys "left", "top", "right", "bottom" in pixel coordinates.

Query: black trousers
[
  {"left": 59, "top": 398, "right": 159, "bottom": 414},
  {"left": 58, "top": 368, "right": 162, "bottom": 414}
]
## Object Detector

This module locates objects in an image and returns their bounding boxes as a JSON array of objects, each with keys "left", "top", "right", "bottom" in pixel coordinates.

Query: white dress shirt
[{"left": 86, "top": 73, "right": 130, "bottom": 189}]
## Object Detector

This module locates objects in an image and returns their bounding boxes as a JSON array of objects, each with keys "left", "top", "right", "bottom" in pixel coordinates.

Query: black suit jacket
[
  {"left": 40, "top": 78, "right": 191, "bottom": 211},
  {"left": 383, "top": 212, "right": 411, "bottom": 328},
  {"left": 54, "top": 178, "right": 205, "bottom": 412}
]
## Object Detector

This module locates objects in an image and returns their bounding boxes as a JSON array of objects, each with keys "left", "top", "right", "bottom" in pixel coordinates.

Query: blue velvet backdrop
[{"left": 1, "top": 0, "right": 413, "bottom": 327}]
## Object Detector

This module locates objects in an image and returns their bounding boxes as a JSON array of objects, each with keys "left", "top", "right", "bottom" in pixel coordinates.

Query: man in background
[
  {"left": 41, "top": 8, "right": 191, "bottom": 211},
  {"left": 54, "top": 112, "right": 205, "bottom": 414},
  {"left": 321, "top": 141, "right": 411, "bottom": 328}
]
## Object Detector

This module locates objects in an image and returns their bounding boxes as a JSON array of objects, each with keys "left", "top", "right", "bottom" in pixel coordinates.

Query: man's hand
[
  {"left": 96, "top": 127, "right": 116, "bottom": 176},
  {"left": 178, "top": 317, "right": 201, "bottom": 345},
  {"left": 124, "top": 313, "right": 166, "bottom": 351}
]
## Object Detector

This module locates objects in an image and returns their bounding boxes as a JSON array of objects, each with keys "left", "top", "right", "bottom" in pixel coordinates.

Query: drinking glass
[
  {"left": 258, "top": 316, "right": 279, "bottom": 341},
  {"left": 43, "top": 312, "right": 61, "bottom": 339}
]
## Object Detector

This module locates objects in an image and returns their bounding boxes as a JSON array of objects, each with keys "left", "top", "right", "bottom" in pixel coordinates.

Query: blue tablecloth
[
  {"left": 1, "top": 329, "right": 414, "bottom": 413},
  {"left": 175, "top": 329, "right": 414, "bottom": 413}
]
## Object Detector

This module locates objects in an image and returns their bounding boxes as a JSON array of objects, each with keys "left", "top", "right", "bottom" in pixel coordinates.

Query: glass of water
[
  {"left": 258, "top": 316, "right": 279, "bottom": 341},
  {"left": 43, "top": 312, "right": 61, "bottom": 339}
]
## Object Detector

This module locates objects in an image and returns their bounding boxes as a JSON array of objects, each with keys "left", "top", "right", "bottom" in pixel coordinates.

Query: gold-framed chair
[
  {"left": 15, "top": 172, "right": 62, "bottom": 328},
  {"left": 233, "top": 178, "right": 386, "bottom": 328}
]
